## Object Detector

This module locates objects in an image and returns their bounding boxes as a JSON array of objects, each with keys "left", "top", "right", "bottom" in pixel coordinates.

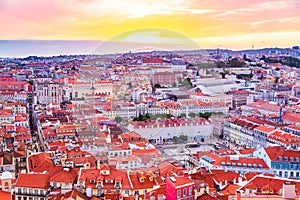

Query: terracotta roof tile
[{"left": 16, "top": 173, "right": 50, "bottom": 189}]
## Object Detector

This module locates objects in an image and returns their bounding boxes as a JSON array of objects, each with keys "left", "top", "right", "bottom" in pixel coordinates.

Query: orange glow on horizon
[{"left": 0, "top": 0, "right": 299, "bottom": 50}]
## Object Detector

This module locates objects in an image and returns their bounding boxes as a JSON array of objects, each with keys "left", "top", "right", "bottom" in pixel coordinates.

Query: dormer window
[
  {"left": 91, "top": 179, "right": 95, "bottom": 183},
  {"left": 278, "top": 156, "right": 282, "bottom": 161},
  {"left": 140, "top": 178, "right": 145, "bottom": 183},
  {"left": 97, "top": 181, "right": 103, "bottom": 187},
  {"left": 106, "top": 179, "right": 113, "bottom": 183},
  {"left": 290, "top": 157, "right": 294, "bottom": 162},
  {"left": 115, "top": 181, "right": 122, "bottom": 189}
]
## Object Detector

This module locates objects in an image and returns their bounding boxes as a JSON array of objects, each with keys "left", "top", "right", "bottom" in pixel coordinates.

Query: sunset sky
[{"left": 0, "top": 0, "right": 300, "bottom": 56}]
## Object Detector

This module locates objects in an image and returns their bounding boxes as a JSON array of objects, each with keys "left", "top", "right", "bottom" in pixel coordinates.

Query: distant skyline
[{"left": 0, "top": 0, "right": 300, "bottom": 56}]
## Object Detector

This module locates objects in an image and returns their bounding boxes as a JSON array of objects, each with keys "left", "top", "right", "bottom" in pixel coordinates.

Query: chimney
[
  {"left": 183, "top": 172, "right": 189, "bottom": 178},
  {"left": 236, "top": 190, "right": 241, "bottom": 200},
  {"left": 282, "top": 181, "right": 296, "bottom": 199}
]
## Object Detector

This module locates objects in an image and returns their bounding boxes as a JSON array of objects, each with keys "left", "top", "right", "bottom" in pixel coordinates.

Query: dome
[{"left": 1, "top": 171, "right": 13, "bottom": 180}]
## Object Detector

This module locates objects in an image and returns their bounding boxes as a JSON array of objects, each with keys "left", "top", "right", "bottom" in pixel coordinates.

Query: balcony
[{"left": 13, "top": 191, "right": 47, "bottom": 197}]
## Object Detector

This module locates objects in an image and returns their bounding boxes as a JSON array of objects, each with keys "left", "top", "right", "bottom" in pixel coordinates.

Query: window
[
  {"left": 106, "top": 179, "right": 113, "bottom": 183},
  {"left": 183, "top": 188, "right": 186, "bottom": 197},
  {"left": 285, "top": 171, "right": 288, "bottom": 177},
  {"left": 189, "top": 186, "right": 192, "bottom": 195},
  {"left": 177, "top": 190, "right": 181, "bottom": 198}
]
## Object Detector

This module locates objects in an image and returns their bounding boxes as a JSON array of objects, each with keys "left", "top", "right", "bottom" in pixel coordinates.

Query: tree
[
  {"left": 178, "top": 135, "right": 188, "bottom": 142},
  {"left": 154, "top": 83, "right": 161, "bottom": 88},
  {"left": 180, "top": 113, "right": 186, "bottom": 118},
  {"left": 183, "top": 77, "right": 193, "bottom": 89},
  {"left": 220, "top": 70, "right": 229, "bottom": 79},
  {"left": 215, "top": 61, "right": 226, "bottom": 68},
  {"left": 127, "top": 82, "right": 132, "bottom": 89},
  {"left": 26, "top": 79, "right": 34, "bottom": 85},
  {"left": 228, "top": 58, "right": 246, "bottom": 67},
  {"left": 145, "top": 113, "right": 150, "bottom": 119},
  {"left": 237, "top": 74, "right": 254, "bottom": 80},
  {"left": 199, "top": 112, "right": 212, "bottom": 119},
  {"left": 177, "top": 77, "right": 183, "bottom": 84},
  {"left": 172, "top": 136, "right": 179, "bottom": 144},
  {"left": 189, "top": 112, "right": 196, "bottom": 118},
  {"left": 243, "top": 54, "right": 251, "bottom": 62},
  {"left": 114, "top": 116, "right": 123, "bottom": 123}
]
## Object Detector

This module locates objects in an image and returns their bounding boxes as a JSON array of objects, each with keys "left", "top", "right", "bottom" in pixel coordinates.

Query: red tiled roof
[
  {"left": 238, "top": 148, "right": 255, "bottom": 155},
  {"left": 264, "top": 146, "right": 300, "bottom": 161},
  {"left": 254, "top": 126, "right": 275, "bottom": 133},
  {"left": 207, "top": 153, "right": 269, "bottom": 169},
  {"left": 218, "top": 184, "right": 240, "bottom": 195},
  {"left": 48, "top": 188, "right": 90, "bottom": 200},
  {"left": 239, "top": 175, "right": 300, "bottom": 195},
  {"left": 282, "top": 112, "right": 300, "bottom": 123},
  {"left": 49, "top": 169, "right": 77, "bottom": 183},
  {"left": 268, "top": 131, "right": 300, "bottom": 145},
  {"left": 212, "top": 171, "right": 245, "bottom": 183},
  {"left": 132, "top": 148, "right": 161, "bottom": 155},
  {"left": 129, "top": 172, "right": 157, "bottom": 189},
  {"left": 16, "top": 173, "right": 50, "bottom": 189},
  {"left": 143, "top": 58, "right": 164, "bottom": 63},
  {"left": 28, "top": 152, "right": 52, "bottom": 170},
  {"left": 245, "top": 100, "right": 280, "bottom": 112},
  {"left": 228, "top": 90, "right": 250, "bottom": 95},
  {"left": 0, "top": 189, "right": 10, "bottom": 200},
  {"left": 168, "top": 176, "right": 194, "bottom": 188},
  {"left": 78, "top": 167, "right": 132, "bottom": 190}
]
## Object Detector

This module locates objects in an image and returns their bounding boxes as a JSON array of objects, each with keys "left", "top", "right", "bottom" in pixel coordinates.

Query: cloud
[{"left": 0, "top": 0, "right": 299, "bottom": 50}]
